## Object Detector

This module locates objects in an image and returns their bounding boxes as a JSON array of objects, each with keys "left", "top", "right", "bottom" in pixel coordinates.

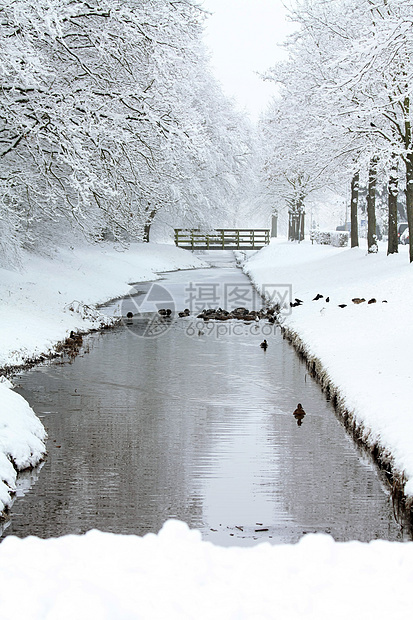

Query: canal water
[{"left": 1, "top": 252, "right": 408, "bottom": 545}]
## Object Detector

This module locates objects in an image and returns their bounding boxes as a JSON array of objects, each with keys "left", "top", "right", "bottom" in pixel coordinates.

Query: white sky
[{"left": 201, "top": 0, "right": 296, "bottom": 120}]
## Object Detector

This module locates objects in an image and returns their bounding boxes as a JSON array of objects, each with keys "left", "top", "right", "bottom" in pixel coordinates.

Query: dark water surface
[{"left": 1, "top": 252, "right": 408, "bottom": 545}]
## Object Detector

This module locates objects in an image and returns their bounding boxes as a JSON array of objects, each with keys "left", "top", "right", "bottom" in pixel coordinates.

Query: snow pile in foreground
[
  {"left": 0, "top": 379, "right": 46, "bottom": 514},
  {"left": 243, "top": 239, "right": 413, "bottom": 495},
  {"left": 0, "top": 520, "right": 412, "bottom": 620}
]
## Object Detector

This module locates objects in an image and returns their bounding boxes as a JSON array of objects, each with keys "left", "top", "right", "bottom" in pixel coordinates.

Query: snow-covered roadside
[
  {"left": 242, "top": 238, "right": 413, "bottom": 499},
  {"left": 0, "top": 242, "right": 207, "bottom": 514}
]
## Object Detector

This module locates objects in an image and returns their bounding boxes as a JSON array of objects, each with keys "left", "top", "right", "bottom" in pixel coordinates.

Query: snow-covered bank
[
  {"left": 1, "top": 519, "right": 413, "bottom": 620},
  {"left": 0, "top": 242, "right": 206, "bottom": 369},
  {"left": 0, "top": 378, "right": 47, "bottom": 516},
  {"left": 242, "top": 238, "right": 413, "bottom": 499},
  {"left": 0, "top": 242, "right": 206, "bottom": 514}
]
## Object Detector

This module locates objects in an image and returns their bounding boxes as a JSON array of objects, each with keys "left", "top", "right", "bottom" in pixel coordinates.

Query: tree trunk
[
  {"left": 292, "top": 214, "right": 298, "bottom": 240},
  {"left": 350, "top": 172, "right": 359, "bottom": 248},
  {"left": 403, "top": 95, "right": 413, "bottom": 262},
  {"left": 298, "top": 210, "right": 305, "bottom": 242},
  {"left": 387, "top": 157, "right": 399, "bottom": 255},
  {"left": 406, "top": 151, "right": 413, "bottom": 262},
  {"left": 143, "top": 208, "right": 157, "bottom": 243},
  {"left": 289, "top": 209, "right": 298, "bottom": 241},
  {"left": 367, "top": 157, "right": 378, "bottom": 253},
  {"left": 271, "top": 213, "right": 278, "bottom": 237},
  {"left": 143, "top": 223, "right": 151, "bottom": 243}
]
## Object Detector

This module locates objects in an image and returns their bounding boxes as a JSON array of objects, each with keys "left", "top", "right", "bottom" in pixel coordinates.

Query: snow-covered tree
[
  {"left": 261, "top": 0, "right": 413, "bottom": 258},
  {"left": 0, "top": 0, "right": 254, "bottom": 265}
]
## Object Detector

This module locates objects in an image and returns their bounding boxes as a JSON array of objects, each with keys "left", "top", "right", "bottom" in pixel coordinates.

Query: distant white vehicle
[
  {"left": 400, "top": 226, "right": 409, "bottom": 245},
  {"left": 398, "top": 222, "right": 408, "bottom": 243}
]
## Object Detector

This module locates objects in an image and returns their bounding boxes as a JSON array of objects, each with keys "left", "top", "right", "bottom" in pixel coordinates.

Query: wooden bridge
[{"left": 174, "top": 229, "right": 270, "bottom": 250}]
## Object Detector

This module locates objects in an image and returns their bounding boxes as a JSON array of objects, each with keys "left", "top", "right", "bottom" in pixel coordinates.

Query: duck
[
  {"left": 260, "top": 339, "right": 268, "bottom": 350},
  {"left": 178, "top": 309, "right": 191, "bottom": 317},
  {"left": 63, "top": 336, "right": 76, "bottom": 348},
  {"left": 159, "top": 308, "right": 172, "bottom": 317},
  {"left": 216, "top": 313, "right": 231, "bottom": 321},
  {"left": 293, "top": 403, "right": 306, "bottom": 426},
  {"left": 126, "top": 311, "right": 133, "bottom": 319},
  {"left": 68, "top": 331, "right": 83, "bottom": 346},
  {"left": 233, "top": 307, "right": 249, "bottom": 317},
  {"left": 243, "top": 314, "right": 257, "bottom": 322}
]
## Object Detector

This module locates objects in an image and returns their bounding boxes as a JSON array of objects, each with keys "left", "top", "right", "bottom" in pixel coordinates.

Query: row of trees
[
  {"left": 0, "top": 0, "right": 254, "bottom": 267},
  {"left": 260, "top": 0, "right": 413, "bottom": 261}
]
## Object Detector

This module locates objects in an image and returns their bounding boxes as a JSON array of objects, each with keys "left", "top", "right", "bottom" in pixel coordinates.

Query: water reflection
[
  {"left": 0, "top": 463, "right": 44, "bottom": 537},
  {"left": 2, "top": 256, "right": 409, "bottom": 546}
]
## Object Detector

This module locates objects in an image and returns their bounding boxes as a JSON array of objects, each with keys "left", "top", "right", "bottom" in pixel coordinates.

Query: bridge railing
[{"left": 174, "top": 229, "right": 270, "bottom": 250}]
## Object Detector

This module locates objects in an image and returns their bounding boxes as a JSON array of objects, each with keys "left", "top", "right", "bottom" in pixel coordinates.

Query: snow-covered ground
[
  {"left": 0, "top": 377, "right": 47, "bottom": 519},
  {"left": 2, "top": 238, "right": 413, "bottom": 619}
]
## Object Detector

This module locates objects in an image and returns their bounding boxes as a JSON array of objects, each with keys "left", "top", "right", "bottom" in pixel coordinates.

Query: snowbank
[
  {"left": 0, "top": 378, "right": 47, "bottom": 514},
  {"left": 0, "top": 519, "right": 412, "bottom": 620},
  {"left": 242, "top": 238, "right": 413, "bottom": 496},
  {"left": 0, "top": 242, "right": 206, "bottom": 514}
]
